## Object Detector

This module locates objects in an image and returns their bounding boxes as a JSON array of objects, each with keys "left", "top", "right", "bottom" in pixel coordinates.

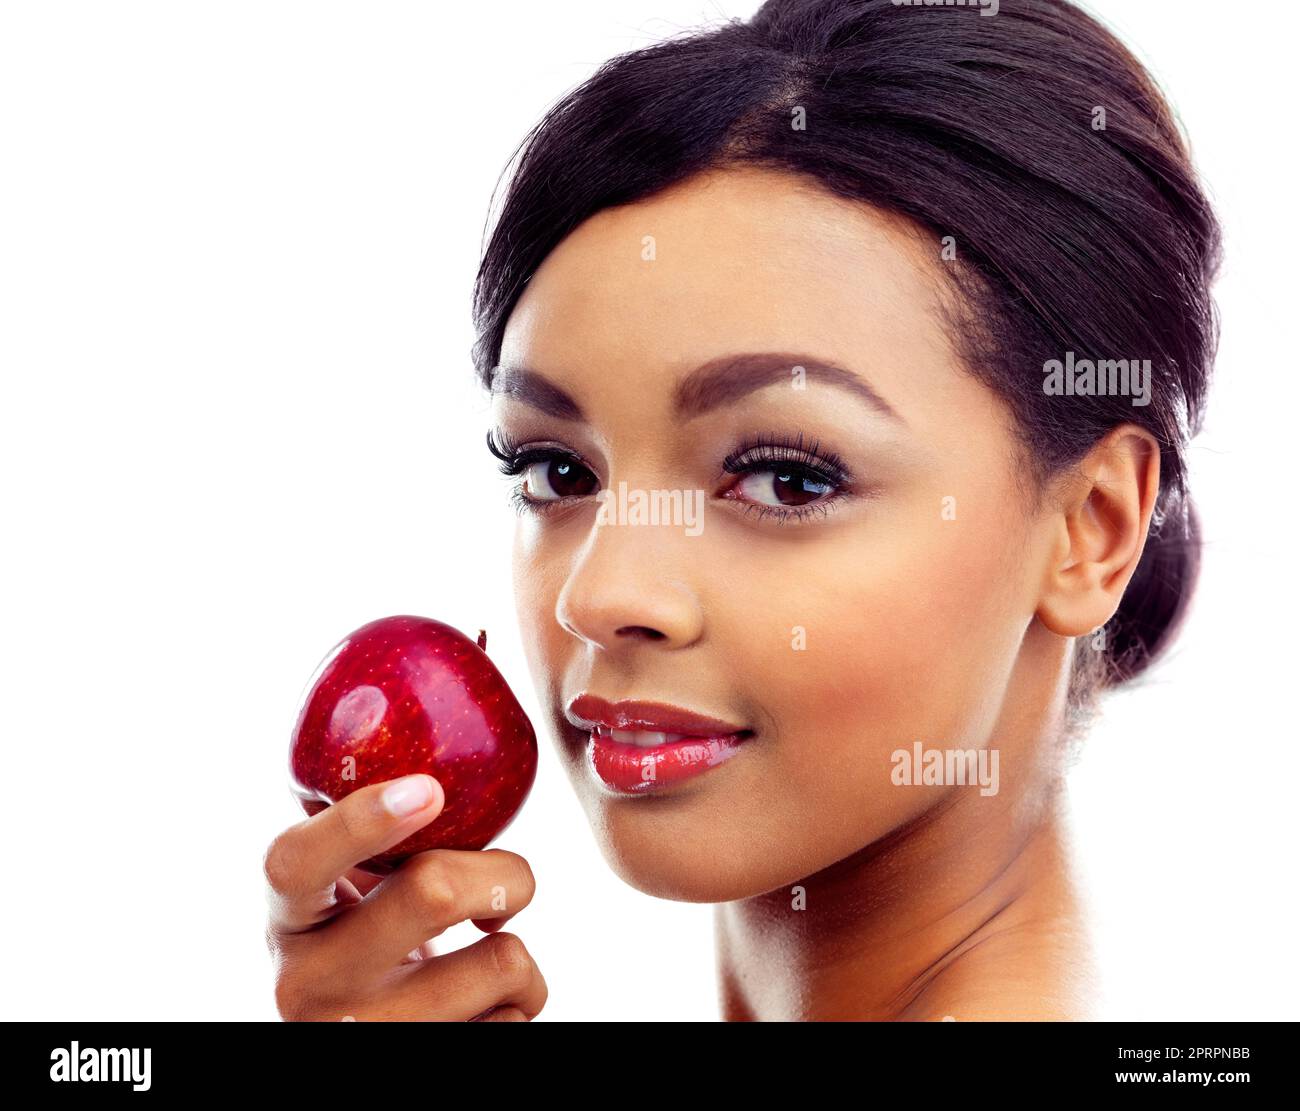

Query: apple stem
[{"left": 477, "top": 629, "right": 488, "bottom": 651}]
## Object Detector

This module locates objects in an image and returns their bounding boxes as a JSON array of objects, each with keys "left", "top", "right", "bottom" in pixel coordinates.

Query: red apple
[{"left": 289, "top": 615, "right": 537, "bottom": 874}]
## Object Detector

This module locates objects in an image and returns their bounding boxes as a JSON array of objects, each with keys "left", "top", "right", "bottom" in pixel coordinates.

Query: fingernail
[{"left": 381, "top": 775, "right": 435, "bottom": 817}]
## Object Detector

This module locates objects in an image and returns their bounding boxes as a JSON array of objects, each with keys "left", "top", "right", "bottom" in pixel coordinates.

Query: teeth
[{"left": 596, "top": 726, "right": 686, "bottom": 748}]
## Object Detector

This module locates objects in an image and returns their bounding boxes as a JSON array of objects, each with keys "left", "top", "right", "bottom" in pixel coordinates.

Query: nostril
[{"left": 615, "top": 625, "right": 667, "bottom": 641}]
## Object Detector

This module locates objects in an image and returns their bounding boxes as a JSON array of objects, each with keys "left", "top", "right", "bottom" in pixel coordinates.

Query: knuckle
[
  {"left": 262, "top": 834, "right": 302, "bottom": 897},
  {"left": 271, "top": 949, "right": 347, "bottom": 1022},
  {"left": 486, "top": 931, "right": 533, "bottom": 986},
  {"left": 406, "top": 854, "right": 459, "bottom": 920},
  {"left": 534, "top": 972, "right": 550, "bottom": 1015},
  {"left": 272, "top": 965, "right": 316, "bottom": 1023}
]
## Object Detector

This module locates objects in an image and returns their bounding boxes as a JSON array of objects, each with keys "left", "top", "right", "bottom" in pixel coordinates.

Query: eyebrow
[{"left": 489, "top": 352, "right": 900, "bottom": 423}]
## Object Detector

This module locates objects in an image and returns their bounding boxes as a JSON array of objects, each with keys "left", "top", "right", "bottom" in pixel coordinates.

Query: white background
[{"left": 1, "top": 0, "right": 1294, "bottom": 1021}]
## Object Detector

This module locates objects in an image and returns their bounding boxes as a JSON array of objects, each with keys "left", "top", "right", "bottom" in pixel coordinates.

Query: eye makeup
[{"left": 485, "top": 426, "right": 860, "bottom": 524}]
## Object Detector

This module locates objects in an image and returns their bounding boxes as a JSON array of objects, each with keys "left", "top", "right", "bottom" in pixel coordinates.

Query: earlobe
[{"left": 1036, "top": 426, "right": 1161, "bottom": 640}]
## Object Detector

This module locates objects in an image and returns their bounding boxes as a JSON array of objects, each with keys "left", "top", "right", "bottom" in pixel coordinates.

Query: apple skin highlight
[{"left": 289, "top": 615, "right": 538, "bottom": 874}]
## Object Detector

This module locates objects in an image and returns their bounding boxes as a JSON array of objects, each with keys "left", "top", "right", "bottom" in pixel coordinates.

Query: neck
[{"left": 713, "top": 748, "right": 1097, "bottom": 1021}]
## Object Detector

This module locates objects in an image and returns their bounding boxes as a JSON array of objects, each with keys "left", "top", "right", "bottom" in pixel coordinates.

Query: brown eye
[
  {"left": 735, "top": 467, "right": 836, "bottom": 508},
  {"left": 522, "top": 457, "right": 599, "bottom": 501}
]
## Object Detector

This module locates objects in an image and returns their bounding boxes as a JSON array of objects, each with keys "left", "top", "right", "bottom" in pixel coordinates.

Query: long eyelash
[
  {"left": 488, "top": 429, "right": 590, "bottom": 516},
  {"left": 488, "top": 427, "right": 854, "bottom": 524},
  {"left": 721, "top": 430, "right": 852, "bottom": 487},
  {"left": 713, "top": 431, "right": 855, "bottom": 526},
  {"left": 486, "top": 428, "right": 586, "bottom": 479},
  {"left": 485, "top": 428, "right": 525, "bottom": 474}
]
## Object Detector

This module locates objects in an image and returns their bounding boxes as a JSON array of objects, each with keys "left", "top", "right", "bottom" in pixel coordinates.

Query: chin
[
  {"left": 586, "top": 796, "right": 773, "bottom": 903},
  {"left": 577, "top": 777, "right": 859, "bottom": 904}
]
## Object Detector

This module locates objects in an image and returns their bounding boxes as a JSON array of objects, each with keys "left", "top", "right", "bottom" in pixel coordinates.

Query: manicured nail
[{"left": 381, "top": 774, "right": 435, "bottom": 817}]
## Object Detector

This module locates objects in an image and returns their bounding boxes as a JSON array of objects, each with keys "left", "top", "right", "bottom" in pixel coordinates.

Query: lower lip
[{"left": 585, "top": 730, "right": 751, "bottom": 794}]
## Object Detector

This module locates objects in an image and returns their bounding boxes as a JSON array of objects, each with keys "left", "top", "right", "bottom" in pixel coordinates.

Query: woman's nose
[{"left": 554, "top": 516, "right": 705, "bottom": 652}]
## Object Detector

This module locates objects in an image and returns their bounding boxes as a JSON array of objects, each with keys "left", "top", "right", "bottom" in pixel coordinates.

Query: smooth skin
[
  {"left": 262, "top": 165, "right": 1157, "bottom": 1021},
  {"left": 491, "top": 166, "right": 1158, "bottom": 1020}
]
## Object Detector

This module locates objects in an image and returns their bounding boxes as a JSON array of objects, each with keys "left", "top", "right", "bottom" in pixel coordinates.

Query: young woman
[{"left": 263, "top": 0, "right": 1220, "bottom": 1020}]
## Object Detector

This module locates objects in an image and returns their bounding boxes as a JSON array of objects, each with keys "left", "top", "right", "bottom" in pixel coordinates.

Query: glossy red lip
[
  {"left": 565, "top": 694, "right": 748, "bottom": 737},
  {"left": 564, "top": 693, "right": 754, "bottom": 795}
]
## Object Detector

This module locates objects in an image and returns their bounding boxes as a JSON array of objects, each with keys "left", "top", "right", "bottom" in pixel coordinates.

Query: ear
[{"left": 1036, "top": 424, "right": 1161, "bottom": 639}]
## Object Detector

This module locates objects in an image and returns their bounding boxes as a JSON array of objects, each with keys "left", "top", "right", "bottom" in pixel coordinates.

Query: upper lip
[{"left": 565, "top": 693, "right": 748, "bottom": 737}]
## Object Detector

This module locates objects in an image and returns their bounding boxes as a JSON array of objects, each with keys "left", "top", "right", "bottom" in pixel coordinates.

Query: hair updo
[{"left": 472, "top": 0, "right": 1221, "bottom": 703}]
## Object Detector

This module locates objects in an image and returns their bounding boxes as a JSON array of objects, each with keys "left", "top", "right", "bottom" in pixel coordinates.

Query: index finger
[{"left": 264, "top": 774, "right": 443, "bottom": 932}]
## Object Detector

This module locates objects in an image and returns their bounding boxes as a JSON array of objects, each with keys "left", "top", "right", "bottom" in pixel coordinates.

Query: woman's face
[{"left": 491, "top": 166, "right": 1058, "bottom": 902}]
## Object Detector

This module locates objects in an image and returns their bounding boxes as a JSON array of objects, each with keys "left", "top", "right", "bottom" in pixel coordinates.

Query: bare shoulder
[{"left": 895, "top": 918, "right": 1101, "bottom": 1022}]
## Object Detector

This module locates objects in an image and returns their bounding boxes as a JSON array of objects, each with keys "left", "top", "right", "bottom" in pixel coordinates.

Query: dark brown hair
[{"left": 472, "top": 0, "right": 1221, "bottom": 696}]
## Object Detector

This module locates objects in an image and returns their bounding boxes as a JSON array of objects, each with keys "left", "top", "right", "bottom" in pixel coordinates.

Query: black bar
[{"left": 1, "top": 1020, "right": 1292, "bottom": 1097}]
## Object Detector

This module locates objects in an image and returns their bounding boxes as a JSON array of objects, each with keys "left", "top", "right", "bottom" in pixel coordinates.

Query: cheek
[
  {"left": 511, "top": 524, "right": 567, "bottom": 686},
  {"left": 721, "top": 494, "right": 1031, "bottom": 811}
]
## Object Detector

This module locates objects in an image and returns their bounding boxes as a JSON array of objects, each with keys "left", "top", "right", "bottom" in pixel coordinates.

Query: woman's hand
[{"left": 263, "top": 773, "right": 546, "bottom": 1021}]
